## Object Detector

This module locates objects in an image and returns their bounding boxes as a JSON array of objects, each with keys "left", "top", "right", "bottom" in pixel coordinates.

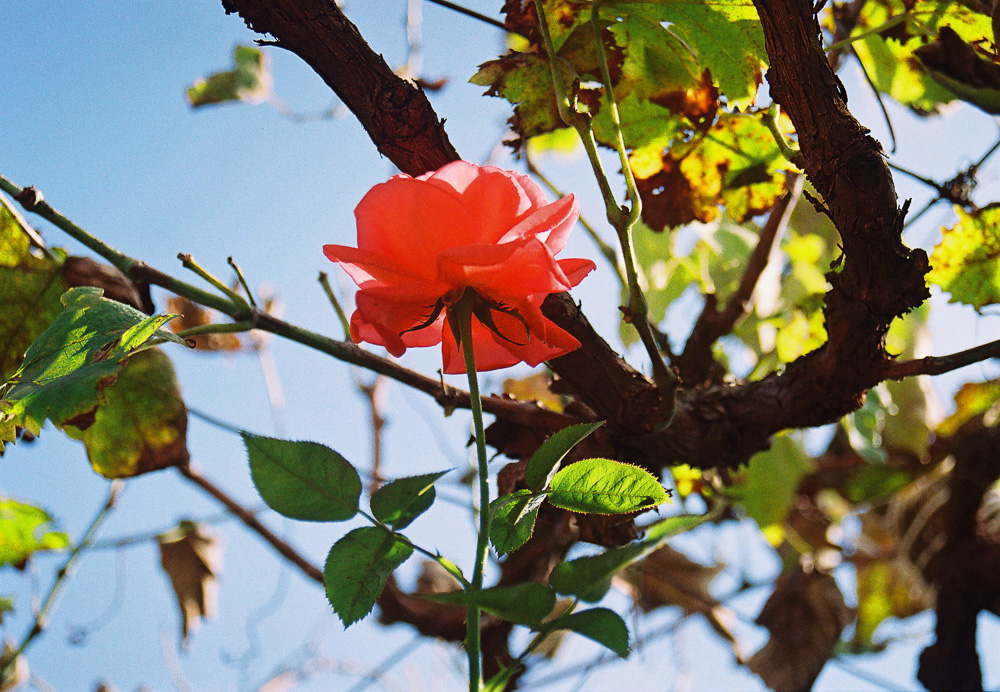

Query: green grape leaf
[
  {"left": 604, "top": 0, "right": 766, "bottom": 110},
  {"left": 419, "top": 582, "right": 556, "bottom": 626},
  {"left": 0, "top": 498, "right": 69, "bottom": 568},
  {"left": 634, "top": 113, "right": 788, "bottom": 230},
  {"left": 727, "top": 433, "right": 813, "bottom": 528},
  {"left": 549, "top": 512, "right": 711, "bottom": 600},
  {"left": 850, "top": 0, "right": 993, "bottom": 114},
  {"left": 525, "top": 421, "right": 604, "bottom": 491},
  {"left": 853, "top": 559, "right": 933, "bottom": 649},
  {"left": 0, "top": 287, "right": 185, "bottom": 436},
  {"left": 489, "top": 489, "right": 545, "bottom": 556},
  {"left": 187, "top": 45, "right": 271, "bottom": 108},
  {"left": 547, "top": 607, "right": 630, "bottom": 657},
  {"left": 0, "top": 196, "right": 67, "bottom": 383},
  {"left": 370, "top": 471, "right": 449, "bottom": 530},
  {"left": 244, "top": 434, "right": 361, "bottom": 522},
  {"left": 61, "top": 348, "right": 188, "bottom": 478},
  {"left": 928, "top": 204, "right": 1000, "bottom": 309},
  {"left": 547, "top": 458, "right": 670, "bottom": 515},
  {"left": 324, "top": 526, "right": 412, "bottom": 627}
]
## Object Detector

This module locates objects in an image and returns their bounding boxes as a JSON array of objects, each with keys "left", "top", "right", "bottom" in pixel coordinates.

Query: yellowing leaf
[
  {"left": 937, "top": 379, "right": 1000, "bottom": 437},
  {"left": 928, "top": 204, "right": 1000, "bottom": 309},
  {"left": 728, "top": 433, "right": 813, "bottom": 529},
  {"left": 63, "top": 348, "right": 189, "bottom": 478},
  {"left": 158, "top": 522, "right": 222, "bottom": 646},
  {"left": 633, "top": 113, "right": 788, "bottom": 230},
  {"left": 0, "top": 195, "right": 67, "bottom": 383},
  {"left": 187, "top": 45, "right": 271, "bottom": 108},
  {"left": 0, "top": 498, "right": 68, "bottom": 568}
]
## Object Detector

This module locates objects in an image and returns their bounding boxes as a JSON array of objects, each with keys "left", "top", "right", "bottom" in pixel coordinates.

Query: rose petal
[
  {"left": 323, "top": 244, "right": 421, "bottom": 287},
  {"left": 557, "top": 257, "right": 597, "bottom": 286},
  {"left": 352, "top": 289, "right": 445, "bottom": 356},
  {"left": 355, "top": 176, "right": 480, "bottom": 275},
  {"left": 497, "top": 194, "right": 579, "bottom": 252},
  {"left": 437, "top": 238, "right": 574, "bottom": 298},
  {"left": 440, "top": 315, "right": 523, "bottom": 374}
]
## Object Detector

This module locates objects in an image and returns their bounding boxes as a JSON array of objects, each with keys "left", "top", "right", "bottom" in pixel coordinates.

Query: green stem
[
  {"left": 823, "top": 12, "right": 909, "bottom": 53},
  {"left": 453, "top": 293, "right": 491, "bottom": 692},
  {"left": 227, "top": 256, "right": 257, "bottom": 308},
  {"left": 178, "top": 253, "right": 251, "bottom": 313},
  {"left": 0, "top": 174, "right": 236, "bottom": 315},
  {"left": 2, "top": 482, "right": 122, "bottom": 679},
  {"left": 532, "top": 0, "right": 619, "bottom": 219},
  {"left": 357, "top": 510, "right": 470, "bottom": 588},
  {"left": 175, "top": 321, "right": 254, "bottom": 339},
  {"left": 318, "top": 271, "right": 353, "bottom": 340},
  {"left": 588, "top": 1, "right": 677, "bottom": 414}
]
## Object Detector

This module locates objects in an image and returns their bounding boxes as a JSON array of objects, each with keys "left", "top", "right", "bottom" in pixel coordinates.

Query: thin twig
[
  {"left": 883, "top": 337, "right": 1000, "bottom": 379},
  {"left": 850, "top": 46, "right": 896, "bottom": 152},
  {"left": 426, "top": 0, "right": 512, "bottom": 34},
  {"left": 3, "top": 482, "right": 122, "bottom": 678},
  {"left": 179, "top": 465, "right": 324, "bottom": 584}
]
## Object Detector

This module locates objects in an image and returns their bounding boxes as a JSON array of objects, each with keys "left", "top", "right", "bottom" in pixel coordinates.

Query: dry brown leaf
[
  {"left": 165, "top": 296, "right": 243, "bottom": 352},
  {"left": 748, "top": 565, "right": 852, "bottom": 692},
  {"left": 62, "top": 256, "right": 147, "bottom": 312},
  {"left": 619, "top": 546, "right": 740, "bottom": 657},
  {"left": 157, "top": 522, "right": 222, "bottom": 646}
]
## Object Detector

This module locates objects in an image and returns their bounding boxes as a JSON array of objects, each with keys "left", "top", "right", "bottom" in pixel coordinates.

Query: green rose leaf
[
  {"left": 549, "top": 513, "right": 711, "bottom": 601},
  {"left": 0, "top": 287, "right": 185, "bottom": 438},
  {"left": 244, "top": 434, "right": 361, "bottom": 522},
  {"left": 548, "top": 607, "right": 630, "bottom": 657},
  {"left": 525, "top": 421, "right": 604, "bottom": 491},
  {"left": 324, "top": 526, "right": 412, "bottom": 627},
  {"left": 489, "top": 489, "right": 545, "bottom": 556},
  {"left": 927, "top": 205, "right": 1000, "bottom": 309},
  {"left": 420, "top": 582, "right": 556, "bottom": 627},
  {"left": 63, "top": 348, "right": 189, "bottom": 478},
  {"left": 0, "top": 498, "right": 69, "bottom": 568},
  {"left": 370, "top": 470, "right": 449, "bottom": 530},
  {"left": 547, "top": 458, "right": 670, "bottom": 515},
  {"left": 187, "top": 45, "right": 271, "bottom": 108}
]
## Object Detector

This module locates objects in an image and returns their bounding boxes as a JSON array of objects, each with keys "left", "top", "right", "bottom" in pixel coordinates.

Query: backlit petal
[
  {"left": 323, "top": 244, "right": 421, "bottom": 287},
  {"left": 497, "top": 194, "right": 578, "bottom": 252},
  {"left": 437, "top": 238, "right": 573, "bottom": 298},
  {"left": 355, "top": 176, "right": 480, "bottom": 275}
]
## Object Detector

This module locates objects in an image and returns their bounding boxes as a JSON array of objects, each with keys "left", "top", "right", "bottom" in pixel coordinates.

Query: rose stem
[{"left": 453, "top": 291, "right": 490, "bottom": 692}]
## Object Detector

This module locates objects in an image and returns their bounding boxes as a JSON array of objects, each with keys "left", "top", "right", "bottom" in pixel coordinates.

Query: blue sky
[{"left": 2, "top": 2, "right": 1000, "bottom": 691}]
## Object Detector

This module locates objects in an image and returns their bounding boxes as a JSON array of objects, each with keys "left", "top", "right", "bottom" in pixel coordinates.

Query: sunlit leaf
[
  {"left": 633, "top": 114, "right": 788, "bottom": 230},
  {"left": 854, "top": 559, "right": 932, "bottom": 649},
  {"left": 187, "top": 45, "right": 271, "bottom": 108},
  {"left": 370, "top": 471, "right": 449, "bottom": 530},
  {"left": 928, "top": 204, "right": 1000, "bottom": 309},
  {"left": 324, "top": 526, "right": 412, "bottom": 627},
  {"left": 0, "top": 498, "right": 68, "bottom": 568},
  {"left": 0, "top": 287, "right": 185, "bottom": 437},
  {"left": 916, "top": 26, "right": 1000, "bottom": 114},
  {"left": 547, "top": 458, "right": 670, "bottom": 514},
  {"left": 525, "top": 421, "right": 604, "bottom": 491},
  {"left": 244, "top": 434, "right": 361, "bottom": 522},
  {"left": 937, "top": 379, "right": 1000, "bottom": 437}
]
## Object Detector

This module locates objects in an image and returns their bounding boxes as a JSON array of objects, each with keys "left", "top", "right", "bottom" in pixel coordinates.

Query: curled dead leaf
[
  {"left": 62, "top": 256, "right": 150, "bottom": 313},
  {"left": 157, "top": 521, "right": 222, "bottom": 646},
  {"left": 748, "top": 564, "right": 852, "bottom": 692},
  {"left": 165, "top": 296, "right": 243, "bottom": 352}
]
